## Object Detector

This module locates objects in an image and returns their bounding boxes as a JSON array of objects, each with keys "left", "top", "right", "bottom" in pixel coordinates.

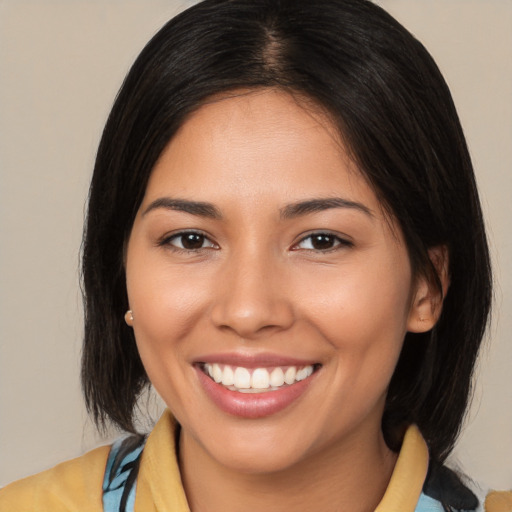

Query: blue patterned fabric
[{"left": 102, "top": 437, "right": 145, "bottom": 512}]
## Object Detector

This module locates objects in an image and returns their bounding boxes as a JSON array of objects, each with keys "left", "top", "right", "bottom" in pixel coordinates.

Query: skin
[{"left": 125, "top": 89, "right": 441, "bottom": 512}]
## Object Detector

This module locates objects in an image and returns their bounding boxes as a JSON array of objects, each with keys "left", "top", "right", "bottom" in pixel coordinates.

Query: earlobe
[{"left": 407, "top": 246, "right": 450, "bottom": 333}]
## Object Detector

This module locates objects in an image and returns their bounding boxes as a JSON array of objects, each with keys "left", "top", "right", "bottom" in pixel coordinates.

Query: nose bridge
[{"left": 211, "top": 241, "right": 294, "bottom": 338}]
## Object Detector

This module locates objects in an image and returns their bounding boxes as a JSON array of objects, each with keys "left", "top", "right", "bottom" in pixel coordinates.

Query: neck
[{"left": 179, "top": 423, "right": 397, "bottom": 512}]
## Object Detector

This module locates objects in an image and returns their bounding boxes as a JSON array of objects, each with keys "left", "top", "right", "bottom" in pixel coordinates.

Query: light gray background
[{"left": 1, "top": 0, "right": 511, "bottom": 491}]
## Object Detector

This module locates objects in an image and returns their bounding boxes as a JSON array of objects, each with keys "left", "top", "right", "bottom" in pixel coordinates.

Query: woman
[{"left": 0, "top": 0, "right": 505, "bottom": 511}]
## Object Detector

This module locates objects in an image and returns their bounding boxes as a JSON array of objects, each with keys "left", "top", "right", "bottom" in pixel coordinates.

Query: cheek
[
  {"left": 302, "top": 264, "right": 410, "bottom": 329},
  {"left": 293, "top": 254, "right": 412, "bottom": 373},
  {"left": 125, "top": 256, "right": 211, "bottom": 411},
  {"left": 124, "top": 256, "right": 212, "bottom": 385},
  {"left": 131, "top": 279, "right": 204, "bottom": 342},
  {"left": 298, "top": 264, "right": 412, "bottom": 427},
  {"left": 126, "top": 237, "right": 211, "bottom": 335}
]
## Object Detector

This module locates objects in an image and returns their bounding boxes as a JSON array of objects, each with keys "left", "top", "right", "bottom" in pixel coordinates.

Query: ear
[{"left": 407, "top": 246, "right": 450, "bottom": 333}]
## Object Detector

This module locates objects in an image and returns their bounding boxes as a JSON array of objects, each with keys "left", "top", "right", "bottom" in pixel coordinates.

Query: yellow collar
[
  {"left": 375, "top": 425, "right": 429, "bottom": 512},
  {"left": 135, "top": 410, "right": 429, "bottom": 512}
]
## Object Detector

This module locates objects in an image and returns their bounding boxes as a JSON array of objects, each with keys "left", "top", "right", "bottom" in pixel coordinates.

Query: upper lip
[{"left": 193, "top": 352, "right": 319, "bottom": 368}]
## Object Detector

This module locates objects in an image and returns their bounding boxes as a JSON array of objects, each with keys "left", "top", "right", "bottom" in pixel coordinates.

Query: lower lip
[{"left": 195, "top": 366, "right": 317, "bottom": 419}]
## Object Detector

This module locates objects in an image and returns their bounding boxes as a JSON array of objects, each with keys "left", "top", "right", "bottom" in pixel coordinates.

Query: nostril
[{"left": 210, "top": 300, "right": 294, "bottom": 339}]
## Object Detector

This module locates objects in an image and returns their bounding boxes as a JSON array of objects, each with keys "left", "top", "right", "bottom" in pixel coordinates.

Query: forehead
[{"left": 144, "top": 89, "right": 381, "bottom": 210}]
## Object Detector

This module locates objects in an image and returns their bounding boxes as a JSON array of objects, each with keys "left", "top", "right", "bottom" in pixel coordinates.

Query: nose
[{"left": 210, "top": 248, "right": 295, "bottom": 339}]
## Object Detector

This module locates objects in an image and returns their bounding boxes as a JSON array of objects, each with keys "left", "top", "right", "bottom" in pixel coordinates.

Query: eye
[
  {"left": 293, "top": 233, "right": 352, "bottom": 251},
  {"left": 164, "top": 231, "right": 217, "bottom": 251}
]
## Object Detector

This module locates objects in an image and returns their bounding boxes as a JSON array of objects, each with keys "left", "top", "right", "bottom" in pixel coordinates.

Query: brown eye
[
  {"left": 181, "top": 233, "right": 206, "bottom": 249},
  {"left": 294, "top": 233, "right": 352, "bottom": 252},
  {"left": 166, "top": 231, "right": 216, "bottom": 250},
  {"left": 310, "top": 234, "right": 336, "bottom": 250}
]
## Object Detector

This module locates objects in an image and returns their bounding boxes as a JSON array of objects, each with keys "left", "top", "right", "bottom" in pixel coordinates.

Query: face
[{"left": 125, "top": 89, "right": 429, "bottom": 474}]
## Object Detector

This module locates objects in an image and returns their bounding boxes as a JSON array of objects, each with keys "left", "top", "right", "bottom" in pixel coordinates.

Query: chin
[{"left": 210, "top": 442, "right": 309, "bottom": 475}]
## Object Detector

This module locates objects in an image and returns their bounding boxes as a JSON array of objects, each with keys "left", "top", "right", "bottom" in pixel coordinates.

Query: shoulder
[
  {"left": 485, "top": 491, "right": 512, "bottom": 512},
  {"left": 0, "top": 444, "right": 110, "bottom": 512}
]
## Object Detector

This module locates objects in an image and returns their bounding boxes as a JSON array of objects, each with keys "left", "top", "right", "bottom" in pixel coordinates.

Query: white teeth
[
  {"left": 296, "top": 366, "right": 313, "bottom": 381},
  {"left": 296, "top": 366, "right": 312, "bottom": 381},
  {"left": 221, "top": 365, "right": 234, "bottom": 386},
  {"left": 251, "top": 368, "right": 270, "bottom": 389},
  {"left": 233, "top": 367, "right": 251, "bottom": 389},
  {"left": 284, "top": 367, "right": 297, "bottom": 385},
  {"left": 212, "top": 363, "right": 223, "bottom": 383},
  {"left": 270, "top": 367, "right": 285, "bottom": 387},
  {"left": 203, "top": 363, "right": 315, "bottom": 392}
]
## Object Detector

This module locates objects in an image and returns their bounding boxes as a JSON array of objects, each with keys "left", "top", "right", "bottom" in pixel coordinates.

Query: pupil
[
  {"left": 182, "top": 233, "right": 204, "bottom": 249},
  {"left": 312, "top": 234, "right": 334, "bottom": 250}
]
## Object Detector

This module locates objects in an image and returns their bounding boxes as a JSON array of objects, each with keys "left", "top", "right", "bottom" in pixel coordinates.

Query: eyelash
[
  {"left": 160, "top": 230, "right": 352, "bottom": 253},
  {"left": 159, "top": 230, "right": 218, "bottom": 252},
  {"left": 292, "top": 232, "right": 353, "bottom": 252}
]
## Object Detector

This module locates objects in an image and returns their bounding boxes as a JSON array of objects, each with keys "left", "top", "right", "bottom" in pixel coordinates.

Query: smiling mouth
[{"left": 200, "top": 363, "right": 320, "bottom": 393}]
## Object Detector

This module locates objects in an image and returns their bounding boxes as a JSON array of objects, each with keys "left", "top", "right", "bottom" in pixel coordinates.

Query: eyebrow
[
  {"left": 142, "top": 196, "right": 373, "bottom": 221},
  {"left": 279, "top": 197, "right": 373, "bottom": 219},
  {"left": 142, "top": 198, "right": 222, "bottom": 219}
]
